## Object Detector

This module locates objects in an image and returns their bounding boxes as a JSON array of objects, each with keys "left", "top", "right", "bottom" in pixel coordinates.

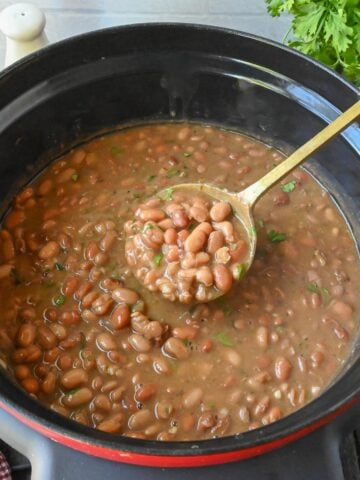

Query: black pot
[{"left": 0, "top": 23, "right": 359, "bottom": 480}]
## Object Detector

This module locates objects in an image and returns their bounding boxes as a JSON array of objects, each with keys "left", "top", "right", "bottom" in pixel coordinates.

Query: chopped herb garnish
[
  {"left": 110, "top": 146, "right": 124, "bottom": 156},
  {"left": 153, "top": 253, "right": 163, "bottom": 267},
  {"left": 143, "top": 223, "right": 154, "bottom": 232},
  {"left": 132, "top": 192, "right": 142, "bottom": 199},
  {"left": 214, "top": 331, "right": 234, "bottom": 347},
  {"left": 159, "top": 188, "right": 174, "bottom": 201},
  {"left": 79, "top": 332, "right": 86, "bottom": 350},
  {"left": 44, "top": 280, "right": 55, "bottom": 288},
  {"left": 67, "top": 388, "right": 80, "bottom": 396},
  {"left": 71, "top": 173, "right": 79, "bottom": 182},
  {"left": 257, "top": 219, "right": 265, "bottom": 229},
  {"left": 281, "top": 180, "right": 297, "bottom": 193},
  {"left": 307, "top": 282, "right": 320, "bottom": 293},
  {"left": 183, "top": 152, "right": 192, "bottom": 157},
  {"left": 234, "top": 263, "right": 247, "bottom": 281},
  {"left": 250, "top": 226, "right": 257, "bottom": 236},
  {"left": 167, "top": 168, "right": 181, "bottom": 178},
  {"left": 267, "top": 230, "right": 287, "bottom": 243},
  {"left": 55, "top": 262, "right": 65, "bottom": 271},
  {"left": 322, "top": 287, "right": 331, "bottom": 298},
  {"left": 189, "top": 304, "right": 197, "bottom": 315},
  {"left": 147, "top": 175, "right": 156, "bottom": 182},
  {"left": 187, "top": 223, "right": 196, "bottom": 232},
  {"left": 207, "top": 402, "right": 216, "bottom": 409},
  {"left": 54, "top": 294, "right": 65, "bottom": 306}
]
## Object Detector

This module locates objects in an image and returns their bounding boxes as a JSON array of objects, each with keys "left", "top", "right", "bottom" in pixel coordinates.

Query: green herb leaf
[
  {"left": 153, "top": 253, "right": 163, "bottom": 267},
  {"left": 147, "top": 175, "right": 156, "bottom": 182},
  {"left": 257, "top": 219, "right": 265, "bottom": 229},
  {"left": 307, "top": 282, "right": 320, "bottom": 293},
  {"left": 110, "top": 146, "right": 124, "bottom": 156},
  {"left": 265, "top": 0, "right": 360, "bottom": 87},
  {"left": 183, "top": 152, "right": 192, "bottom": 157},
  {"left": 166, "top": 168, "right": 181, "bottom": 178},
  {"left": 55, "top": 262, "right": 65, "bottom": 271},
  {"left": 54, "top": 294, "right": 65, "bottom": 306},
  {"left": 281, "top": 180, "right": 297, "bottom": 193},
  {"left": 67, "top": 388, "right": 80, "bottom": 396},
  {"left": 79, "top": 332, "right": 86, "bottom": 350},
  {"left": 159, "top": 188, "right": 174, "bottom": 201},
  {"left": 71, "top": 173, "right": 79, "bottom": 182},
  {"left": 322, "top": 287, "right": 331, "bottom": 298},
  {"left": 234, "top": 263, "right": 247, "bottom": 281},
  {"left": 143, "top": 223, "right": 155, "bottom": 232},
  {"left": 44, "top": 280, "right": 55, "bottom": 288},
  {"left": 214, "top": 331, "right": 234, "bottom": 347},
  {"left": 267, "top": 229, "right": 287, "bottom": 243}
]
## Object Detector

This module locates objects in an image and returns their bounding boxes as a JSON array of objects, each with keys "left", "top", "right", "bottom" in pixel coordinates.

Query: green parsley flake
[
  {"left": 167, "top": 168, "right": 181, "bottom": 178},
  {"left": 281, "top": 180, "right": 297, "bottom": 193},
  {"left": 147, "top": 175, "right": 156, "bottom": 182},
  {"left": 234, "top": 263, "right": 247, "bottom": 281},
  {"left": 257, "top": 219, "right": 265, "bottom": 229},
  {"left": 55, "top": 262, "right": 65, "bottom": 271},
  {"left": 54, "top": 294, "right": 65, "bottom": 306},
  {"left": 215, "top": 331, "right": 234, "bottom": 347},
  {"left": 71, "top": 173, "right": 79, "bottom": 182},
  {"left": 110, "top": 146, "right": 124, "bottom": 156},
  {"left": 267, "top": 230, "right": 287, "bottom": 243},
  {"left": 153, "top": 253, "right": 163, "bottom": 267},
  {"left": 159, "top": 188, "right": 174, "bottom": 201},
  {"left": 307, "top": 282, "right": 320, "bottom": 293},
  {"left": 67, "top": 388, "right": 80, "bottom": 396},
  {"left": 143, "top": 223, "right": 155, "bottom": 232},
  {"left": 183, "top": 152, "right": 192, "bottom": 157}
]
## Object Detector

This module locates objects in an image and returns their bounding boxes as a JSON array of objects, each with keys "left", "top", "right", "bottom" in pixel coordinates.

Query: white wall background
[{"left": 0, "top": 0, "right": 290, "bottom": 67}]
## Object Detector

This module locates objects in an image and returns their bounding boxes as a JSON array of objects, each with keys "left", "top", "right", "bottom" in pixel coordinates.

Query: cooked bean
[
  {"left": 111, "top": 304, "right": 130, "bottom": 330},
  {"left": 97, "top": 413, "right": 124, "bottom": 433},
  {"left": 91, "top": 294, "right": 114, "bottom": 316},
  {"left": 37, "top": 325, "right": 57, "bottom": 350},
  {"left": 128, "top": 334, "right": 151, "bottom": 353},
  {"left": 212, "top": 264, "right": 233, "bottom": 292},
  {"left": 138, "top": 208, "right": 165, "bottom": 222},
  {"left": 128, "top": 409, "right": 153, "bottom": 430},
  {"left": 38, "top": 241, "right": 60, "bottom": 260},
  {"left": 14, "top": 365, "right": 31, "bottom": 380},
  {"left": 63, "top": 387, "right": 93, "bottom": 407},
  {"left": 111, "top": 288, "right": 139, "bottom": 305},
  {"left": 21, "top": 377, "right": 40, "bottom": 394},
  {"left": 135, "top": 384, "right": 156, "bottom": 402},
  {"left": 42, "top": 372, "right": 57, "bottom": 395},
  {"left": 16, "top": 324, "right": 36, "bottom": 347},
  {"left": 61, "top": 369, "right": 89, "bottom": 389},
  {"left": 96, "top": 332, "right": 117, "bottom": 351},
  {"left": 256, "top": 326, "right": 269, "bottom": 349},
  {"left": 163, "top": 337, "right": 189, "bottom": 360},
  {"left": 274, "top": 357, "right": 292, "bottom": 381},
  {"left": 184, "top": 229, "right": 207, "bottom": 253},
  {"left": 210, "top": 202, "right": 231, "bottom": 222},
  {"left": 182, "top": 387, "right": 203, "bottom": 409}
]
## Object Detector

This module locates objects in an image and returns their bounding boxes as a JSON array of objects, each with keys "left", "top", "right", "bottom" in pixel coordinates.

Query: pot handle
[{"left": 0, "top": 3, "right": 48, "bottom": 68}]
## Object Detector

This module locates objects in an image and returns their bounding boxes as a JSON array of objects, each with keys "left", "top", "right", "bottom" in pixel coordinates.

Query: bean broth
[{"left": 0, "top": 123, "right": 358, "bottom": 440}]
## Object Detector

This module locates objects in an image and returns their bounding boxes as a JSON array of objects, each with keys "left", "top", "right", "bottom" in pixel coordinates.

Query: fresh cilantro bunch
[{"left": 265, "top": 0, "right": 360, "bottom": 87}]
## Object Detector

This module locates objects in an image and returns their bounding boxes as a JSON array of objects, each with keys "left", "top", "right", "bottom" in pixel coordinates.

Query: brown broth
[{"left": 0, "top": 123, "right": 358, "bottom": 440}]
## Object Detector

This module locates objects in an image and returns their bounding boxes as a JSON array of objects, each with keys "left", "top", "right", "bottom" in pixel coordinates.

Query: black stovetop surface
[{"left": 1, "top": 430, "right": 360, "bottom": 479}]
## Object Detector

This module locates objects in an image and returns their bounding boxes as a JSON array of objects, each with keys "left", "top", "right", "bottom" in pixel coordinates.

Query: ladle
[{"left": 164, "top": 99, "right": 360, "bottom": 293}]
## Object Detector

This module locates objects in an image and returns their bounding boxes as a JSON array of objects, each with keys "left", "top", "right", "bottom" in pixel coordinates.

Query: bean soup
[{"left": 0, "top": 123, "right": 358, "bottom": 440}]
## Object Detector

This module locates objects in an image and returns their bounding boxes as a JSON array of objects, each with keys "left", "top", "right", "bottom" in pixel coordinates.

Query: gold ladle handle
[{"left": 238, "top": 99, "right": 360, "bottom": 207}]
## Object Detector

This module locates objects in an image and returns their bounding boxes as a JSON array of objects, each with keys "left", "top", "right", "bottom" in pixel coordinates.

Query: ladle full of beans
[{"left": 125, "top": 100, "right": 360, "bottom": 304}]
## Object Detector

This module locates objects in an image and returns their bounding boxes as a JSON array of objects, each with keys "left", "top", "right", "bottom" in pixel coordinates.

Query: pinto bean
[
  {"left": 21, "top": 377, "right": 40, "bottom": 394},
  {"left": 96, "top": 332, "right": 117, "bottom": 351},
  {"left": 111, "top": 304, "right": 131, "bottom": 330},
  {"left": 62, "top": 277, "right": 80, "bottom": 297},
  {"left": 212, "top": 265, "right": 233, "bottom": 292},
  {"left": 111, "top": 288, "right": 139, "bottom": 305},
  {"left": 16, "top": 324, "right": 36, "bottom": 347},
  {"left": 91, "top": 294, "right": 114, "bottom": 316},
  {"left": 61, "top": 369, "right": 89, "bottom": 389},
  {"left": 274, "top": 356, "right": 292, "bottom": 381},
  {"left": 128, "top": 409, "right": 153, "bottom": 430},
  {"left": 128, "top": 334, "right": 151, "bottom": 353},
  {"left": 135, "top": 384, "right": 157, "bottom": 403},
  {"left": 173, "top": 325, "right": 198, "bottom": 340},
  {"left": 42, "top": 371, "right": 57, "bottom": 395},
  {"left": 38, "top": 241, "right": 60, "bottom": 260},
  {"left": 138, "top": 208, "right": 165, "bottom": 222},
  {"left": 210, "top": 202, "right": 231, "bottom": 222},
  {"left": 184, "top": 229, "right": 207, "bottom": 253},
  {"left": 97, "top": 413, "right": 124, "bottom": 433},
  {"left": 163, "top": 337, "right": 189, "bottom": 360},
  {"left": 14, "top": 365, "right": 31, "bottom": 380},
  {"left": 37, "top": 325, "right": 57, "bottom": 350},
  {"left": 63, "top": 387, "right": 93, "bottom": 407},
  {"left": 99, "top": 231, "right": 117, "bottom": 252},
  {"left": 0, "top": 264, "right": 13, "bottom": 280}
]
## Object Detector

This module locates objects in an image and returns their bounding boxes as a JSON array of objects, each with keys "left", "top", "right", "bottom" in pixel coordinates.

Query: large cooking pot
[{"left": 0, "top": 23, "right": 359, "bottom": 480}]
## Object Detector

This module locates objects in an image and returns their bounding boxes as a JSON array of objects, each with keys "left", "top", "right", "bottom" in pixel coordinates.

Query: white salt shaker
[{"left": 0, "top": 2, "right": 48, "bottom": 67}]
